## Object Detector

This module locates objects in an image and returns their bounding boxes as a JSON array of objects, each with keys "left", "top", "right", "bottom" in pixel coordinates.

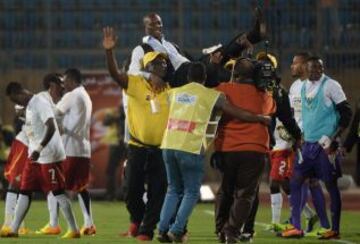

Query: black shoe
[
  {"left": 217, "top": 232, "right": 226, "bottom": 243},
  {"left": 157, "top": 231, "right": 172, "bottom": 243},
  {"left": 225, "top": 234, "right": 238, "bottom": 244},
  {"left": 167, "top": 231, "right": 187, "bottom": 243},
  {"left": 305, "top": 215, "right": 319, "bottom": 233},
  {"left": 239, "top": 232, "right": 253, "bottom": 243}
]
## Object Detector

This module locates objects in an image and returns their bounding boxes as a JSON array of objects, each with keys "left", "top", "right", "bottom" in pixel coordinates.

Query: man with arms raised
[{"left": 103, "top": 27, "right": 169, "bottom": 241}]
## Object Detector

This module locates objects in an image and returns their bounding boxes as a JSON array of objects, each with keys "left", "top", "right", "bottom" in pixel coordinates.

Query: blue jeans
[{"left": 158, "top": 149, "right": 204, "bottom": 235}]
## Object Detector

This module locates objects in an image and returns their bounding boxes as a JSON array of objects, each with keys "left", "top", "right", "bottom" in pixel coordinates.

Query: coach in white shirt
[
  {"left": 128, "top": 10, "right": 266, "bottom": 88},
  {"left": 128, "top": 13, "right": 189, "bottom": 87}
]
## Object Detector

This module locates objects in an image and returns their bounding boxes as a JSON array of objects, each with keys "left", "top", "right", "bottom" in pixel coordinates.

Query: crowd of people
[{"left": 0, "top": 6, "right": 359, "bottom": 244}]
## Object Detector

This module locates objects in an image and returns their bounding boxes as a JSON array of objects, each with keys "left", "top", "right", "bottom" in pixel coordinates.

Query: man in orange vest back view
[
  {"left": 214, "top": 58, "right": 276, "bottom": 243},
  {"left": 157, "top": 62, "right": 271, "bottom": 243}
]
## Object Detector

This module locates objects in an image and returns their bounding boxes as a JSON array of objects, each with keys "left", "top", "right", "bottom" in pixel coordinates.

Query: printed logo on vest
[
  {"left": 175, "top": 93, "right": 197, "bottom": 105},
  {"left": 168, "top": 118, "right": 196, "bottom": 132}
]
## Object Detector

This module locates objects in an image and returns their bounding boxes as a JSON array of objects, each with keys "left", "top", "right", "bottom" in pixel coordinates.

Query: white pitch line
[
  {"left": 203, "top": 210, "right": 215, "bottom": 216},
  {"left": 202, "top": 210, "right": 357, "bottom": 244},
  {"left": 332, "top": 240, "right": 357, "bottom": 244}
]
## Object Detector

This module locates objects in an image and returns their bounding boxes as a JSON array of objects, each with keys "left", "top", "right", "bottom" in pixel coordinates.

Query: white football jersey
[
  {"left": 289, "top": 79, "right": 303, "bottom": 130},
  {"left": 56, "top": 86, "right": 92, "bottom": 158},
  {"left": 25, "top": 94, "right": 66, "bottom": 164}
]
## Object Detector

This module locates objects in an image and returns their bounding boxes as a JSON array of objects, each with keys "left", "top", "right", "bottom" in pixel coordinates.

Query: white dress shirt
[{"left": 128, "top": 35, "right": 189, "bottom": 76}]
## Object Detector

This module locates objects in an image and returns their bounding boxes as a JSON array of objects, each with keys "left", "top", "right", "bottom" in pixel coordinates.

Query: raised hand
[
  {"left": 253, "top": 6, "right": 263, "bottom": 21},
  {"left": 253, "top": 5, "right": 266, "bottom": 39},
  {"left": 102, "top": 26, "right": 118, "bottom": 50}
]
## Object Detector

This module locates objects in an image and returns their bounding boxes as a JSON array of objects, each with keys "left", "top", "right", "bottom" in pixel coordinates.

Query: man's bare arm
[
  {"left": 216, "top": 94, "right": 271, "bottom": 125},
  {"left": 30, "top": 118, "right": 56, "bottom": 161},
  {"left": 103, "top": 26, "right": 129, "bottom": 89}
]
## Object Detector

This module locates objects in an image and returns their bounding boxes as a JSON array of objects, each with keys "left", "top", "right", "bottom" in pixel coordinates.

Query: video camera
[
  {"left": 253, "top": 41, "right": 280, "bottom": 92},
  {"left": 253, "top": 59, "right": 279, "bottom": 91}
]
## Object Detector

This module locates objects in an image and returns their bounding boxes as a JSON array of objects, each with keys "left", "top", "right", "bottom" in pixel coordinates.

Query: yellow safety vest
[{"left": 161, "top": 82, "right": 221, "bottom": 154}]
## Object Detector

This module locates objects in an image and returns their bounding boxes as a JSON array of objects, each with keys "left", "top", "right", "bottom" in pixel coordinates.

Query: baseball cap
[
  {"left": 224, "top": 59, "right": 236, "bottom": 69},
  {"left": 142, "top": 51, "right": 167, "bottom": 67},
  {"left": 256, "top": 51, "right": 278, "bottom": 68}
]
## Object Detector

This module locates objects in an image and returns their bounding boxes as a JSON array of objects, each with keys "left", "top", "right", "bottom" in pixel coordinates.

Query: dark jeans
[
  {"left": 215, "top": 151, "right": 265, "bottom": 236},
  {"left": 123, "top": 144, "right": 167, "bottom": 237}
]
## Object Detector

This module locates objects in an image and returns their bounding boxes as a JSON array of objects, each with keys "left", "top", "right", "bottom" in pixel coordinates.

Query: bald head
[
  {"left": 143, "top": 13, "right": 163, "bottom": 40},
  {"left": 143, "top": 13, "right": 161, "bottom": 24},
  {"left": 233, "top": 58, "right": 255, "bottom": 81}
]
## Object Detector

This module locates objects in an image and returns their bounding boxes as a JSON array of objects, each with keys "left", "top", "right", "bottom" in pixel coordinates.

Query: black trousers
[
  {"left": 105, "top": 144, "right": 127, "bottom": 199},
  {"left": 214, "top": 151, "right": 265, "bottom": 236},
  {"left": 215, "top": 185, "right": 259, "bottom": 235},
  {"left": 242, "top": 186, "right": 259, "bottom": 234},
  {"left": 170, "top": 60, "right": 231, "bottom": 88},
  {"left": 169, "top": 62, "right": 191, "bottom": 88},
  {"left": 356, "top": 143, "right": 360, "bottom": 186},
  {"left": 123, "top": 144, "right": 167, "bottom": 237}
]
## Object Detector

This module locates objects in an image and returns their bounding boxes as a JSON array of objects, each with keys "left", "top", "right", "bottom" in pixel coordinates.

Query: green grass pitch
[{"left": 0, "top": 201, "right": 359, "bottom": 243}]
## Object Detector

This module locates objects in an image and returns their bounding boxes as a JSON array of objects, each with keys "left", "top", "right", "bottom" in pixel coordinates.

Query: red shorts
[
  {"left": 4, "top": 139, "right": 29, "bottom": 188},
  {"left": 20, "top": 161, "right": 65, "bottom": 194},
  {"left": 270, "top": 149, "right": 294, "bottom": 181},
  {"left": 62, "top": 157, "right": 90, "bottom": 192}
]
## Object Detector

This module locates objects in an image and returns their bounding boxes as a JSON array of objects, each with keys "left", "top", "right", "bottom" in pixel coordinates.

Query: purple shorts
[{"left": 294, "top": 142, "right": 342, "bottom": 182}]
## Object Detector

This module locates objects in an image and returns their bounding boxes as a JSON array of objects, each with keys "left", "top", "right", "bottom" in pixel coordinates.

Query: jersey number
[
  {"left": 279, "top": 161, "right": 286, "bottom": 176},
  {"left": 48, "top": 168, "right": 57, "bottom": 183}
]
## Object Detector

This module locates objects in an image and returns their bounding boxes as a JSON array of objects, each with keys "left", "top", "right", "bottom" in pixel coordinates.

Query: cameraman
[
  {"left": 214, "top": 57, "right": 276, "bottom": 243},
  {"left": 255, "top": 52, "right": 302, "bottom": 145},
  {"left": 238, "top": 52, "right": 304, "bottom": 240}
]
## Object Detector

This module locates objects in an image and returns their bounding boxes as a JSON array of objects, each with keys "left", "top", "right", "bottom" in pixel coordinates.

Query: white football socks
[
  {"left": 55, "top": 194, "right": 78, "bottom": 232},
  {"left": 47, "top": 192, "right": 59, "bottom": 227},
  {"left": 78, "top": 191, "right": 94, "bottom": 227},
  {"left": 271, "top": 193, "right": 283, "bottom": 224},
  {"left": 11, "top": 194, "right": 30, "bottom": 233},
  {"left": 4, "top": 191, "right": 17, "bottom": 226}
]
